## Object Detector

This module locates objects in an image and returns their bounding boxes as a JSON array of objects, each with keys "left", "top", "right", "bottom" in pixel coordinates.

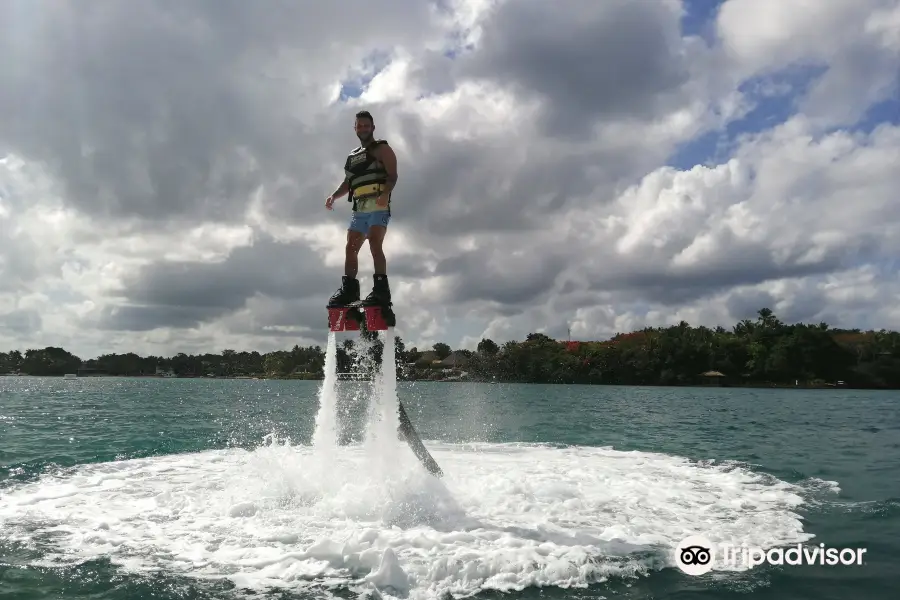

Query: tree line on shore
[{"left": 1, "top": 309, "right": 899, "bottom": 388}]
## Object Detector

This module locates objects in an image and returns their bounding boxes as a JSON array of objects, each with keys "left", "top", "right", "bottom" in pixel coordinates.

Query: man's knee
[{"left": 346, "top": 231, "right": 365, "bottom": 253}]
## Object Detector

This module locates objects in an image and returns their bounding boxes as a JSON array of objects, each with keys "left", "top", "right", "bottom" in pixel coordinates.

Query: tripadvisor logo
[{"left": 674, "top": 535, "right": 868, "bottom": 575}]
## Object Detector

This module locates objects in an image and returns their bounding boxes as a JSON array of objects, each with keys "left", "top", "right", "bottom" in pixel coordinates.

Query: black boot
[
  {"left": 363, "top": 274, "right": 391, "bottom": 306},
  {"left": 328, "top": 275, "right": 360, "bottom": 307}
]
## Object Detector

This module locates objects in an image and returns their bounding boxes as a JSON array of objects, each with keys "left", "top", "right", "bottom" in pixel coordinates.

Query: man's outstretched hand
[{"left": 325, "top": 195, "right": 335, "bottom": 210}]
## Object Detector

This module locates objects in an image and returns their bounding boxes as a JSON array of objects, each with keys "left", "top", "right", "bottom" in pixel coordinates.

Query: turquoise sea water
[{"left": 1, "top": 374, "right": 898, "bottom": 599}]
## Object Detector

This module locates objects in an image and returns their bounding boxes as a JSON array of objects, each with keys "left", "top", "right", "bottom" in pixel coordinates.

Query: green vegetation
[{"left": 1, "top": 309, "right": 899, "bottom": 388}]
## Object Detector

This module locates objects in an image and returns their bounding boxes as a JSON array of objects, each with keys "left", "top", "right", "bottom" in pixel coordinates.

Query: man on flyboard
[{"left": 325, "top": 110, "right": 398, "bottom": 318}]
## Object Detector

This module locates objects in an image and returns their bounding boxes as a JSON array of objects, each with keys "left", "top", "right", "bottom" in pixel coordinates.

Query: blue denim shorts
[{"left": 349, "top": 210, "right": 391, "bottom": 236}]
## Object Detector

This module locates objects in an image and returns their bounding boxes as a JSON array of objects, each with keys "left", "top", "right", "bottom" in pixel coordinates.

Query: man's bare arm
[
  {"left": 331, "top": 177, "right": 350, "bottom": 198},
  {"left": 375, "top": 144, "right": 398, "bottom": 193}
]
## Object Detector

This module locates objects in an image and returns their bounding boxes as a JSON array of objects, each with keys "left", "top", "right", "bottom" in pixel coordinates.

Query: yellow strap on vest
[{"left": 353, "top": 182, "right": 383, "bottom": 198}]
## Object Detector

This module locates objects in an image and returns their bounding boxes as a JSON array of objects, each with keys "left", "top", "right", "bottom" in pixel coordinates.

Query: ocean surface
[{"left": 1, "top": 357, "right": 899, "bottom": 599}]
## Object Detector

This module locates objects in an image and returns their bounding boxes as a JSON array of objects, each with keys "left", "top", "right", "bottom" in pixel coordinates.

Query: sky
[{"left": 1, "top": 0, "right": 899, "bottom": 359}]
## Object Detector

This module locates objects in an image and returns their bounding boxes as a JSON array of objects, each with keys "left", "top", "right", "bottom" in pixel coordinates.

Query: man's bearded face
[{"left": 354, "top": 118, "right": 374, "bottom": 143}]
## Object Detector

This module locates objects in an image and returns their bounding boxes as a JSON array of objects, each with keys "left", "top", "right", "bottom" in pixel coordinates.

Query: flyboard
[{"left": 327, "top": 299, "right": 443, "bottom": 478}]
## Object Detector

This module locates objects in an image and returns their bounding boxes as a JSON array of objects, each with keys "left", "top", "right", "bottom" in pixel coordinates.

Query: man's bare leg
[
  {"left": 345, "top": 230, "right": 366, "bottom": 276},
  {"left": 367, "top": 225, "right": 387, "bottom": 274},
  {"left": 329, "top": 230, "right": 366, "bottom": 306},
  {"left": 363, "top": 225, "right": 391, "bottom": 305}
]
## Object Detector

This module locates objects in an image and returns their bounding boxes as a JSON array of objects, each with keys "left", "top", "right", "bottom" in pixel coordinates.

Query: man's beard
[{"left": 357, "top": 132, "right": 373, "bottom": 144}]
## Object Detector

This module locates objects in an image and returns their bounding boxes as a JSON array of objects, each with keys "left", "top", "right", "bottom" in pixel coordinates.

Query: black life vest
[{"left": 344, "top": 140, "right": 390, "bottom": 212}]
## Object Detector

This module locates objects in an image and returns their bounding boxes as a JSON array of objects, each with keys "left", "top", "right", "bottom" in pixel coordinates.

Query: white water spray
[
  {"left": 0, "top": 441, "right": 822, "bottom": 599},
  {"left": 364, "top": 332, "right": 402, "bottom": 475},
  {"left": 380, "top": 333, "right": 400, "bottom": 437},
  {"left": 311, "top": 329, "right": 404, "bottom": 485},
  {"left": 311, "top": 331, "right": 338, "bottom": 449}
]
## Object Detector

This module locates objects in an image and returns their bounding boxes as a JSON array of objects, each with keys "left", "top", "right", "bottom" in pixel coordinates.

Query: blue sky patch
[
  {"left": 680, "top": 0, "right": 724, "bottom": 42},
  {"left": 668, "top": 1, "right": 898, "bottom": 170},
  {"left": 668, "top": 64, "right": 830, "bottom": 169},
  {"left": 854, "top": 95, "right": 900, "bottom": 133},
  {"left": 337, "top": 50, "right": 393, "bottom": 101}
]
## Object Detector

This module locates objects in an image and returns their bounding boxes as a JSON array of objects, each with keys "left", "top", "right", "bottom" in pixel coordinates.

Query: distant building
[
  {"left": 414, "top": 351, "right": 441, "bottom": 367},
  {"left": 438, "top": 351, "right": 470, "bottom": 369},
  {"left": 77, "top": 367, "right": 106, "bottom": 377},
  {"left": 700, "top": 370, "right": 727, "bottom": 386}
]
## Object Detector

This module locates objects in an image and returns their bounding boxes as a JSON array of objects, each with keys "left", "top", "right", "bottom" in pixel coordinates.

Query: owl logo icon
[{"left": 675, "top": 535, "right": 716, "bottom": 575}]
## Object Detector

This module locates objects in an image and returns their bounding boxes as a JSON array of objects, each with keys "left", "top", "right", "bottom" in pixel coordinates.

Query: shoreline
[{"left": 4, "top": 373, "right": 878, "bottom": 389}]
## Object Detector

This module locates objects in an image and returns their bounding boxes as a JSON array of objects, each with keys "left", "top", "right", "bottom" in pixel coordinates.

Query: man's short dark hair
[{"left": 355, "top": 110, "right": 374, "bottom": 124}]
